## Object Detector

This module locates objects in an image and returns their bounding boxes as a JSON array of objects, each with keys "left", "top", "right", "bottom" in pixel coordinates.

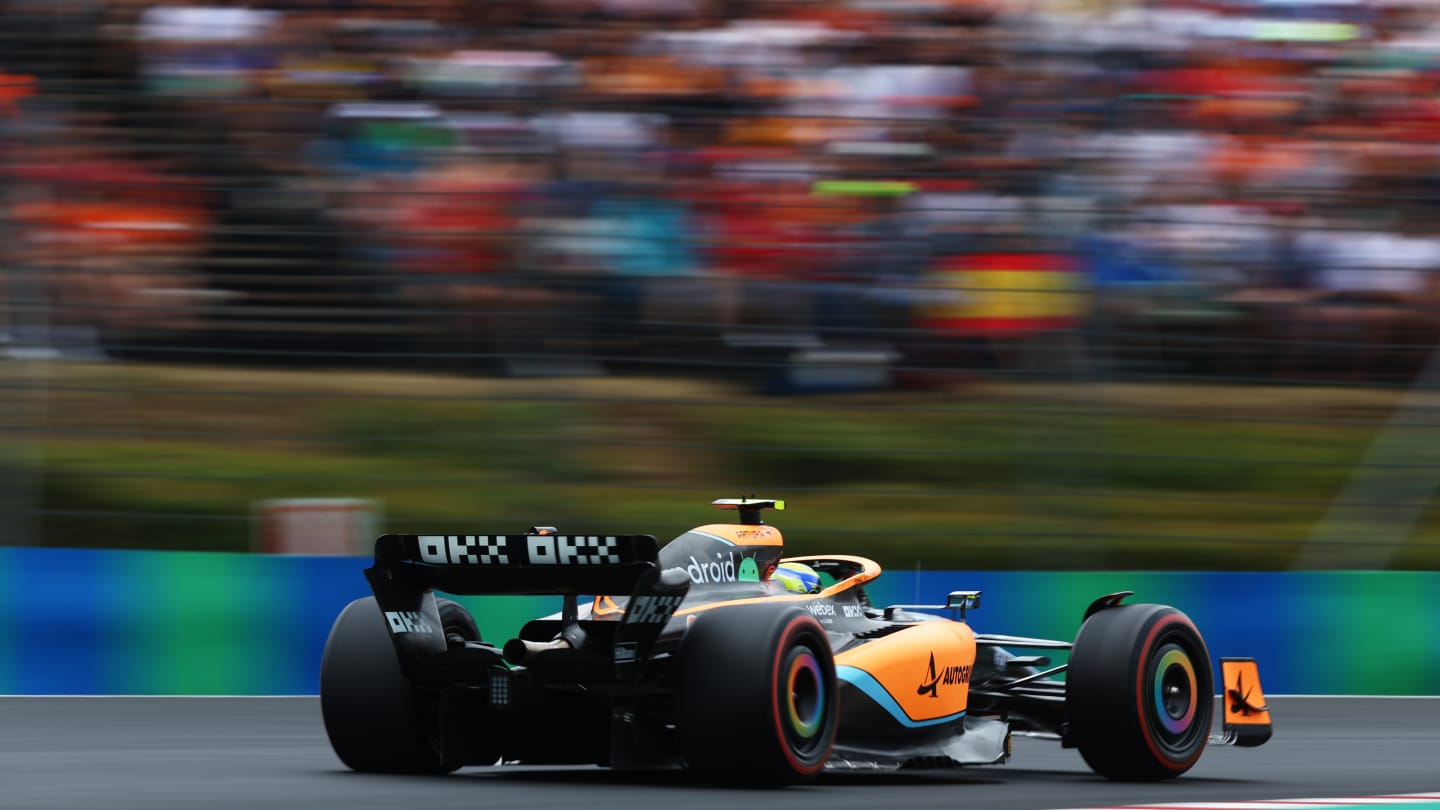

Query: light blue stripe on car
[{"left": 835, "top": 665, "right": 967, "bottom": 728}]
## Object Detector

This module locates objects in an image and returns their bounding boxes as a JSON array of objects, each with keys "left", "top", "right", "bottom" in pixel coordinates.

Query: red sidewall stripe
[
  {"left": 1133, "top": 613, "right": 1207, "bottom": 772},
  {"left": 770, "top": 615, "right": 831, "bottom": 776}
]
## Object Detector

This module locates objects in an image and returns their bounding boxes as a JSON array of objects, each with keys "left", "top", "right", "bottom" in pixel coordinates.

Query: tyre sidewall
[
  {"left": 1134, "top": 613, "right": 1211, "bottom": 769},
  {"left": 768, "top": 614, "right": 835, "bottom": 775},
  {"left": 1067, "top": 604, "right": 1213, "bottom": 780},
  {"left": 320, "top": 596, "right": 451, "bottom": 774},
  {"left": 437, "top": 598, "right": 481, "bottom": 644},
  {"left": 677, "top": 604, "right": 837, "bottom": 784}
]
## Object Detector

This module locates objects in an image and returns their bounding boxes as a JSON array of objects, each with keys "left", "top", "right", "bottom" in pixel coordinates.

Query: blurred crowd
[{"left": 4, "top": 0, "right": 1440, "bottom": 382}]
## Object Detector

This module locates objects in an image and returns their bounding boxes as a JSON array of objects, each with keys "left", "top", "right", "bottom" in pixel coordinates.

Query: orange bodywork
[
  {"left": 1220, "top": 657, "right": 1273, "bottom": 746},
  {"left": 785, "top": 554, "right": 882, "bottom": 594},
  {"left": 688, "top": 524, "right": 785, "bottom": 547},
  {"left": 592, "top": 595, "right": 623, "bottom": 617},
  {"left": 835, "top": 620, "right": 976, "bottom": 722},
  {"left": 1222, "top": 658, "right": 1270, "bottom": 726}
]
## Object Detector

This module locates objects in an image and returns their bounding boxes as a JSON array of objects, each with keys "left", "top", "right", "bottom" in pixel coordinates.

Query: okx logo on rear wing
[{"left": 368, "top": 532, "right": 662, "bottom": 597}]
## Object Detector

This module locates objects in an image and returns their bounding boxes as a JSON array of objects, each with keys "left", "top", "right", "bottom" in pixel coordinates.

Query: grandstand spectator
[{"left": 2, "top": 0, "right": 1440, "bottom": 380}]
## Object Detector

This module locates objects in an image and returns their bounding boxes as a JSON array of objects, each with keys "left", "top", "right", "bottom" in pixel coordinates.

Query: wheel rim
[
  {"left": 781, "top": 645, "right": 827, "bottom": 752},
  {"left": 1150, "top": 643, "right": 1201, "bottom": 746}
]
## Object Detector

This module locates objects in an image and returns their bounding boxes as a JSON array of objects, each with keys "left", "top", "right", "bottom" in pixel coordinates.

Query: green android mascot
[{"left": 738, "top": 556, "right": 760, "bottom": 582}]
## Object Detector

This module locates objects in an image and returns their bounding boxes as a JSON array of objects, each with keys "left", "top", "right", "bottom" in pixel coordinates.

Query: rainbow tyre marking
[
  {"left": 1152, "top": 644, "right": 1198, "bottom": 737},
  {"left": 785, "top": 648, "right": 826, "bottom": 740}
]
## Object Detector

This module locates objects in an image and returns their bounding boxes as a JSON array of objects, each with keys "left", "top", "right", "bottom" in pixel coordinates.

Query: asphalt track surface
[{"left": 3, "top": 697, "right": 1436, "bottom": 810}]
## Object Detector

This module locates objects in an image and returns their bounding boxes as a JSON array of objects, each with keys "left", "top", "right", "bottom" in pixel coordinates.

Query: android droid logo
[
  {"left": 738, "top": 557, "right": 760, "bottom": 582},
  {"left": 686, "top": 553, "right": 736, "bottom": 584}
]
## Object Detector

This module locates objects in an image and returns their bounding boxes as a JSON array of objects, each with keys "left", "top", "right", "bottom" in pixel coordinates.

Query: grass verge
[{"left": 3, "top": 362, "right": 1436, "bottom": 569}]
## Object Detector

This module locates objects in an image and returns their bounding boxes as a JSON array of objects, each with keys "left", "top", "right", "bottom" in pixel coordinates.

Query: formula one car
[{"left": 321, "top": 499, "right": 1272, "bottom": 785}]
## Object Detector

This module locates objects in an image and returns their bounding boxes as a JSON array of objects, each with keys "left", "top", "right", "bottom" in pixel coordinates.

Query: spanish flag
[
  {"left": 919, "top": 253, "right": 1089, "bottom": 334},
  {"left": 0, "top": 71, "right": 35, "bottom": 117}
]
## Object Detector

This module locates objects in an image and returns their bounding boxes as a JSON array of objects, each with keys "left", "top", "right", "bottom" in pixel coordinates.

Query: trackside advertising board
[{"left": 0, "top": 547, "right": 1436, "bottom": 695}]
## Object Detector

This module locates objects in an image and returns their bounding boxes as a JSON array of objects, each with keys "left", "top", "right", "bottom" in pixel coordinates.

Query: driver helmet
[{"left": 772, "top": 561, "right": 821, "bottom": 594}]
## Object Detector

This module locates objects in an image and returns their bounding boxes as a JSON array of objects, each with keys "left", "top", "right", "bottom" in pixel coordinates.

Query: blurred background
[{"left": 2, "top": 0, "right": 1439, "bottom": 571}]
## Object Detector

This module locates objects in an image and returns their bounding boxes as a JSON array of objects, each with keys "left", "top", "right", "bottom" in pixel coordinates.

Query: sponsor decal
[
  {"left": 738, "top": 557, "right": 760, "bottom": 582},
  {"left": 1229, "top": 668, "right": 1267, "bottom": 716},
  {"left": 419, "top": 535, "right": 509, "bottom": 565},
  {"left": 804, "top": 601, "right": 836, "bottom": 624},
  {"left": 917, "top": 651, "right": 971, "bottom": 697},
  {"left": 685, "top": 552, "right": 736, "bottom": 584},
  {"left": 384, "top": 611, "right": 435, "bottom": 635},
  {"left": 614, "top": 642, "right": 638, "bottom": 663},
  {"left": 804, "top": 601, "right": 863, "bottom": 622},
  {"left": 415, "top": 535, "right": 621, "bottom": 566},
  {"left": 526, "top": 534, "right": 622, "bottom": 565},
  {"left": 733, "top": 527, "right": 778, "bottom": 542},
  {"left": 625, "top": 594, "right": 684, "bottom": 625}
]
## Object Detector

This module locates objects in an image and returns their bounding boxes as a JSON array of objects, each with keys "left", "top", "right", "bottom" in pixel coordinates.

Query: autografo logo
[
  {"left": 917, "top": 651, "right": 971, "bottom": 697},
  {"left": 685, "top": 553, "right": 736, "bottom": 584}
]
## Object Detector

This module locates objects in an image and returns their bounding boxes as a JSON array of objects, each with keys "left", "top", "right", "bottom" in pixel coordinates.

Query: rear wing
[
  {"left": 369, "top": 533, "right": 661, "bottom": 596},
  {"left": 367, "top": 532, "right": 682, "bottom": 674}
]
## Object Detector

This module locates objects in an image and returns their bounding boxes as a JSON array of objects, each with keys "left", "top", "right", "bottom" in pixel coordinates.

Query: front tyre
[
  {"left": 320, "top": 597, "right": 456, "bottom": 774},
  {"left": 677, "top": 605, "right": 837, "bottom": 786},
  {"left": 1066, "top": 603, "right": 1213, "bottom": 781}
]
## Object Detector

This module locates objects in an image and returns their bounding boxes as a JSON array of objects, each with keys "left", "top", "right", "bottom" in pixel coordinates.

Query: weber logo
[
  {"left": 625, "top": 594, "right": 684, "bottom": 625},
  {"left": 416, "top": 535, "right": 622, "bottom": 566},
  {"left": 385, "top": 611, "right": 435, "bottom": 635}
]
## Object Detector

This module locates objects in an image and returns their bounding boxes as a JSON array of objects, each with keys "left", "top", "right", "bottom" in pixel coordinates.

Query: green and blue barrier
[{"left": 2, "top": 547, "right": 1436, "bottom": 695}]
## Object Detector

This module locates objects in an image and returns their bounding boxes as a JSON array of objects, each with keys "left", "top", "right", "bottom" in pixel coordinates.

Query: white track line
[{"left": 1051, "top": 794, "right": 1440, "bottom": 810}]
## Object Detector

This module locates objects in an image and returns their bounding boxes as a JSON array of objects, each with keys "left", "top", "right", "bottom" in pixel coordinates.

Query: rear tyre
[
  {"left": 320, "top": 597, "right": 456, "bottom": 774},
  {"left": 1066, "top": 603, "right": 1213, "bottom": 781},
  {"left": 677, "top": 604, "right": 837, "bottom": 786},
  {"left": 437, "top": 598, "right": 481, "bottom": 646}
]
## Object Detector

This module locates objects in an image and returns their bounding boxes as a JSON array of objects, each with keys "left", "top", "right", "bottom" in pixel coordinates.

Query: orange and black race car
[{"left": 320, "top": 498, "right": 1272, "bottom": 785}]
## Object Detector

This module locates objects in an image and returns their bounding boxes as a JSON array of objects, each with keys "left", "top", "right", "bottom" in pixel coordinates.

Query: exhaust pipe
[{"left": 503, "top": 637, "right": 571, "bottom": 665}]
